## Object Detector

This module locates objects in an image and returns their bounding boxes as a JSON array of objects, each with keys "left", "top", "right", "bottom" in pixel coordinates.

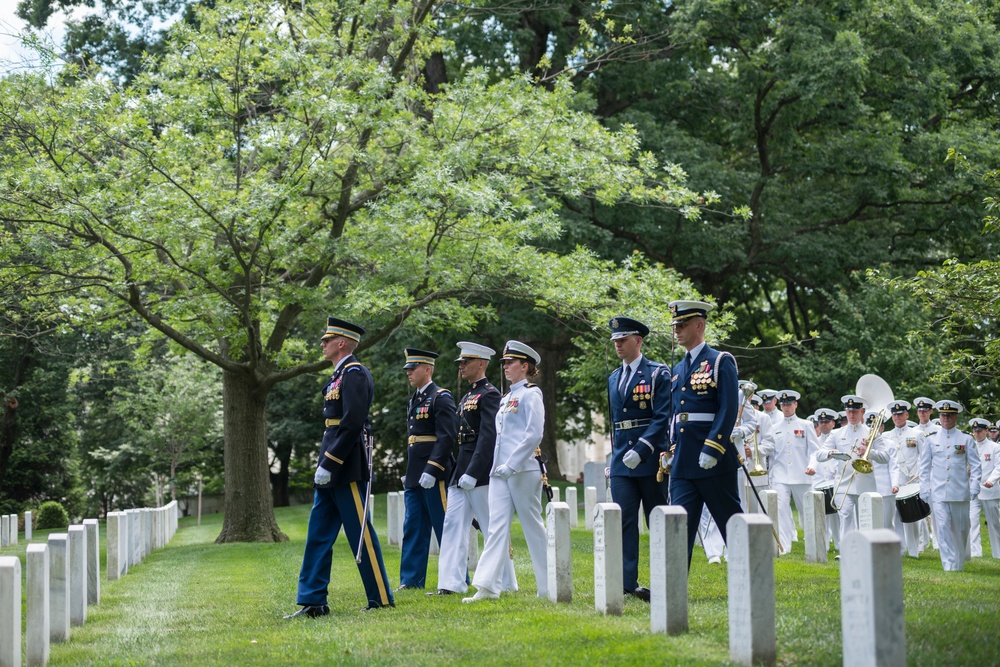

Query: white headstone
[
  {"left": 0, "top": 556, "right": 21, "bottom": 667},
  {"left": 593, "top": 502, "right": 623, "bottom": 616},
  {"left": 585, "top": 487, "right": 597, "bottom": 531},
  {"left": 129, "top": 510, "right": 141, "bottom": 566},
  {"left": 152, "top": 509, "right": 161, "bottom": 551},
  {"left": 67, "top": 525, "right": 88, "bottom": 626},
  {"left": 83, "top": 519, "right": 100, "bottom": 605},
  {"left": 25, "top": 511, "right": 32, "bottom": 541},
  {"left": 727, "top": 513, "right": 776, "bottom": 666},
  {"left": 107, "top": 513, "right": 121, "bottom": 581},
  {"left": 650, "top": 505, "right": 688, "bottom": 635},
  {"left": 566, "top": 487, "right": 579, "bottom": 528},
  {"left": 0, "top": 515, "right": 8, "bottom": 548},
  {"left": 143, "top": 509, "right": 152, "bottom": 558},
  {"left": 47, "top": 533, "right": 70, "bottom": 642},
  {"left": 584, "top": 461, "right": 606, "bottom": 502},
  {"left": 546, "top": 502, "right": 572, "bottom": 603},
  {"left": 386, "top": 492, "right": 400, "bottom": 546},
  {"left": 803, "top": 491, "right": 828, "bottom": 564},
  {"left": 26, "top": 544, "right": 50, "bottom": 666},
  {"left": 858, "top": 493, "right": 884, "bottom": 531},
  {"left": 551, "top": 486, "right": 561, "bottom": 503},
  {"left": 467, "top": 525, "right": 480, "bottom": 570},
  {"left": 8, "top": 515, "right": 16, "bottom": 546},
  {"left": 840, "top": 529, "right": 905, "bottom": 667},
  {"left": 760, "top": 489, "right": 780, "bottom": 557}
]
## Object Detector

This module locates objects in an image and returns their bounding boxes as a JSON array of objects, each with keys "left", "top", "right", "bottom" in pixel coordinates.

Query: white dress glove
[
  {"left": 622, "top": 450, "right": 642, "bottom": 469},
  {"left": 494, "top": 464, "right": 513, "bottom": 480},
  {"left": 458, "top": 474, "right": 477, "bottom": 490},
  {"left": 698, "top": 452, "right": 718, "bottom": 470},
  {"left": 419, "top": 472, "right": 436, "bottom": 489},
  {"left": 314, "top": 466, "right": 332, "bottom": 486}
]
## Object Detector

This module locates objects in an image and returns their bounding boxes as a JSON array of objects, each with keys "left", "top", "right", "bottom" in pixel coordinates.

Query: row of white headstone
[
  {"left": 543, "top": 499, "right": 905, "bottom": 667},
  {"left": 0, "top": 512, "right": 31, "bottom": 548},
  {"left": 0, "top": 501, "right": 179, "bottom": 667}
]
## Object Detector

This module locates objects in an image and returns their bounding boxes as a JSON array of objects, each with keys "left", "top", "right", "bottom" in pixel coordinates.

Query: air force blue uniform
[
  {"left": 608, "top": 355, "right": 671, "bottom": 591},
  {"left": 297, "top": 347, "right": 394, "bottom": 610},
  {"left": 400, "top": 377, "right": 458, "bottom": 588},
  {"left": 668, "top": 343, "right": 742, "bottom": 564}
]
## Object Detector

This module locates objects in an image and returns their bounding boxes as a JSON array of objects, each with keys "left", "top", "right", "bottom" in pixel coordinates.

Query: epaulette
[
  {"left": 342, "top": 362, "right": 362, "bottom": 372},
  {"left": 437, "top": 387, "right": 451, "bottom": 396},
  {"left": 526, "top": 382, "right": 539, "bottom": 388}
]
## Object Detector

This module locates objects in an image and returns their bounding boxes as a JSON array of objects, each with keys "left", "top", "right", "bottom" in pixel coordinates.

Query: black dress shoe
[
  {"left": 284, "top": 604, "right": 330, "bottom": 619},
  {"left": 625, "top": 587, "right": 651, "bottom": 602},
  {"left": 360, "top": 601, "right": 396, "bottom": 612},
  {"left": 395, "top": 584, "right": 418, "bottom": 592},
  {"left": 425, "top": 589, "right": 456, "bottom": 596}
]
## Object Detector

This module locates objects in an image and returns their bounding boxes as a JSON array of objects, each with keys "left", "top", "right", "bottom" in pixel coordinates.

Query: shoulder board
[
  {"left": 436, "top": 388, "right": 451, "bottom": 396},
  {"left": 526, "top": 382, "right": 539, "bottom": 389},
  {"left": 924, "top": 430, "right": 938, "bottom": 438},
  {"left": 342, "top": 362, "right": 363, "bottom": 372}
]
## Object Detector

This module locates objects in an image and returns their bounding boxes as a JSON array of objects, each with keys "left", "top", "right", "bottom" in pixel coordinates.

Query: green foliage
[{"left": 35, "top": 499, "right": 69, "bottom": 529}]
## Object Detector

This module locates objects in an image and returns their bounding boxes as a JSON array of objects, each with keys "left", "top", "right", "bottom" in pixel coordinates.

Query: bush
[{"left": 35, "top": 501, "right": 70, "bottom": 530}]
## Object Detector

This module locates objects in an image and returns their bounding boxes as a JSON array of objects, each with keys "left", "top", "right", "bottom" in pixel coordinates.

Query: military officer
[
  {"left": 974, "top": 418, "right": 1000, "bottom": 558},
  {"left": 398, "top": 348, "right": 458, "bottom": 590},
  {"left": 967, "top": 417, "right": 993, "bottom": 558},
  {"left": 883, "top": 400, "right": 922, "bottom": 557},
  {"left": 805, "top": 408, "right": 840, "bottom": 551},
  {"left": 666, "top": 300, "right": 742, "bottom": 565},
  {"left": 912, "top": 396, "right": 938, "bottom": 549},
  {"left": 606, "top": 316, "right": 671, "bottom": 598},
  {"left": 759, "top": 390, "right": 820, "bottom": 553},
  {"left": 815, "top": 394, "right": 890, "bottom": 549},
  {"left": 919, "top": 400, "right": 981, "bottom": 571},
  {"left": 734, "top": 381, "right": 772, "bottom": 513},
  {"left": 287, "top": 317, "right": 394, "bottom": 618},
  {"left": 866, "top": 409, "right": 900, "bottom": 535},
  {"left": 430, "top": 342, "right": 516, "bottom": 595}
]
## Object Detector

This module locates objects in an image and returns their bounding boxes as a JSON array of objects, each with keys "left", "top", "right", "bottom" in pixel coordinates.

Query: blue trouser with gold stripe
[
  {"left": 399, "top": 482, "right": 447, "bottom": 588},
  {"left": 296, "top": 481, "right": 394, "bottom": 608}
]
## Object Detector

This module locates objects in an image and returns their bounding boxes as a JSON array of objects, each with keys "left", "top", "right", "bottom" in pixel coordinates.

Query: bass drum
[
  {"left": 895, "top": 483, "right": 931, "bottom": 523},
  {"left": 814, "top": 481, "right": 836, "bottom": 515}
]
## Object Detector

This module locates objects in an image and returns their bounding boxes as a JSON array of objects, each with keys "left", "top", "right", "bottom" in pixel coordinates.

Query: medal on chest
[
  {"left": 463, "top": 393, "right": 481, "bottom": 412},
  {"left": 324, "top": 375, "right": 342, "bottom": 401},
  {"left": 505, "top": 397, "right": 520, "bottom": 413},
  {"left": 417, "top": 404, "right": 430, "bottom": 419},
  {"left": 631, "top": 382, "right": 651, "bottom": 409},
  {"left": 690, "top": 360, "right": 716, "bottom": 391}
]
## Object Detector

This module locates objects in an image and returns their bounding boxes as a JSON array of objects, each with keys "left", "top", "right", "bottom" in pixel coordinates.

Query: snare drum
[
  {"left": 815, "top": 481, "right": 836, "bottom": 515},
  {"left": 895, "top": 483, "right": 931, "bottom": 523}
]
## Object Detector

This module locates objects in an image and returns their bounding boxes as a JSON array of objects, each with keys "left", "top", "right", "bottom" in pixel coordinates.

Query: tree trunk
[
  {"left": 536, "top": 344, "right": 567, "bottom": 481},
  {"left": 216, "top": 369, "right": 288, "bottom": 542}
]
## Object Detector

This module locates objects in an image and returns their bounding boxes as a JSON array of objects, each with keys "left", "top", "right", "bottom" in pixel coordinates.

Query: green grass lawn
[{"left": 9, "top": 496, "right": 1000, "bottom": 666}]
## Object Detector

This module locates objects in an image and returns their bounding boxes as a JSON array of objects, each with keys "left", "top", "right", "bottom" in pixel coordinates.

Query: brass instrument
[
  {"left": 831, "top": 374, "right": 893, "bottom": 510},
  {"left": 749, "top": 427, "right": 767, "bottom": 477}
]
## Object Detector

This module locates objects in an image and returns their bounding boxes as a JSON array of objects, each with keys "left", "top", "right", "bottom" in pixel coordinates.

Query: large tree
[{"left": 0, "top": 0, "right": 707, "bottom": 541}]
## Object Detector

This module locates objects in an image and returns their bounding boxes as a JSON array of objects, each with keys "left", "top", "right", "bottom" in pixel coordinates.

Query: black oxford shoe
[
  {"left": 395, "top": 584, "right": 418, "bottom": 592},
  {"left": 284, "top": 605, "right": 330, "bottom": 619},
  {"left": 425, "top": 589, "right": 455, "bottom": 596},
  {"left": 360, "top": 601, "right": 396, "bottom": 612},
  {"left": 626, "top": 587, "right": 651, "bottom": 602}
]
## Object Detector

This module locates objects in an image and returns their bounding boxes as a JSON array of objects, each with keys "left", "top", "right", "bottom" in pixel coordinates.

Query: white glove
[
  {"left": 458, "top": 474, "right": 477, "bottom": 490},
  {"left": 419, "top": 472, "right": 436, "bottom": 489},
  {"left": 494, "top": 464, "right": 513, "bottom": 480},
  {"left": 622, "top": 450, "right": 642, "bottom": 469},
  {"left": 698, "top": 452, "right": 718, "bottom": 470},
  {"left": 314, "top": 467, "right": 332, "bottom": 486},
  {"left": 830, "top": 451, "right": 851, "bottom": 461}
]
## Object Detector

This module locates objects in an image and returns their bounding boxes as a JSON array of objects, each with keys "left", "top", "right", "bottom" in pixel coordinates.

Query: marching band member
[
  {"left": 968, "top": 418, "right": 993, "bottom": 558},
  {"left": 883, "top": 401, "right": 922, "bottom": 557},
  {"left": 465, "top": 341, "right": 547, "bottom": 602},
  {"left": 815, "top": 394, "right": 890, "bottom": 550},
  {"left": 805, "top": 408, "right": 840, "bottom": 551},
  {"left": 976, "top": 420, "right": 1000, "bottom": 558},
  {"left": 919, "top": 400, "right": 981, "bottom": 571}
]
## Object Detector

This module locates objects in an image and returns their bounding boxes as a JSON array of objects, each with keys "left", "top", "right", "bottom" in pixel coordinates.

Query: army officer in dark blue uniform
[
  {"left": 607, "top": 316, "right": 671, "bottom": 601},
  {"left": 398, "top": 348, "right": 458, "bottom": 590},
  {"left": 286, "top": 317, "right": 394, "bottom": 618},
  {"left": 666, "top": 300, "right": 742, "bottom": 564}
]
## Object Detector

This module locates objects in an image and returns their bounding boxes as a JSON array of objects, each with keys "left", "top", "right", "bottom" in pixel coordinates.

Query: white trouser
[
  {"left": 437, "top": 485, "right": 517, "bottom": 593},
  {"left": 931, "top": 500, "right": 971, "bottom": 571},
  {"left": 982, "top": 498, "right": 1000, "bottom": 559},
  {"left": 773, "top": 482, "right": 802, "bottom": 553},
  {"left": 698, "top": 506, "right": 725, "bottom": 560},
  {"left": 969, "top": 498, "right": 982, "bottom": 557},
  {"left": 473, "top": 470, "right": 548, "bottom": 597},
  {"left": 826, "top": 512, "right": 841, "bottom": 551},
  {"left": 897, "top": 508, "right": 922, "bottom": 557},
  {"left": 837, "top": 494, "right": 859, "bottom": 545}
]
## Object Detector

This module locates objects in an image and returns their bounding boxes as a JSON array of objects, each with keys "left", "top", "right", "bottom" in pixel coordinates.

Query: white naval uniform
[
  {"left": 969, "top": 438, "right": 986, "bottom": 558},
  {"left": 914, "top": 421, "right": 936, "bottom": 549},
  {"left": 472, "top": 380, "right": 548, "bottom": 596},
  {"left": 873, "top": 429, "right": 901, "bottom": 535},
  {"left": 919, "top": 427, "right": 982, "bottom": 571},
  {"left": 437, "top": 484, "right": 517, "bottom": 593},
  {"left": 734, "top": 405, "right": 772, "bottom": 512},
  {"left": 816, "top": 422, "right": 889, "bottom": 546},
  {"left": 885, "top": 425, "right": 922, "bottom": 556},
  {"left": 974, "top": 438, "right": 1000, "bottom": 559},
  {"left": 760, "top": 414, "right": 820, "bottom": 553}
]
